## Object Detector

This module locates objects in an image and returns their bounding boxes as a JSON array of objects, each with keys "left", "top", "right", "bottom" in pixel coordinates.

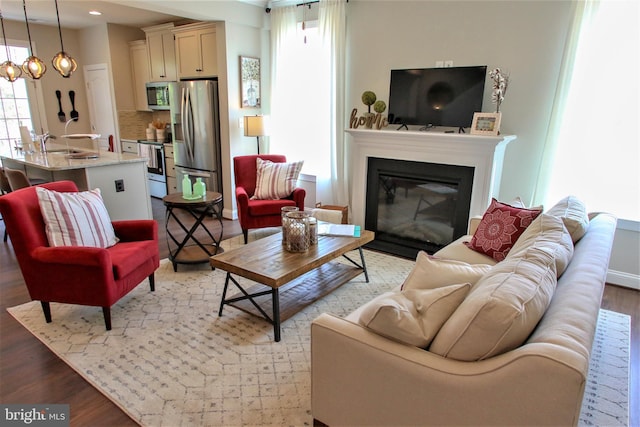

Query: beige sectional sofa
[{"left": 311, "top": 199, "right": 617, "bottom": 426}]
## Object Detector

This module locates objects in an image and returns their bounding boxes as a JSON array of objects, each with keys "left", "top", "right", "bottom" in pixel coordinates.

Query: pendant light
[
  {"left": 0, "top": 11, "right": 23, "bottom": 82},
  {"left": 21, "top": 0, "right": 46, "bottom": 79},
  {"left": 51, "top": 0, "right": 76, "bottom": 77}
]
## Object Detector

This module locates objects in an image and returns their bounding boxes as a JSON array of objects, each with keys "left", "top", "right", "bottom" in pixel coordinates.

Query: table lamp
[{"left": 244, "top": 115, "right": 267, "bottom": 154}]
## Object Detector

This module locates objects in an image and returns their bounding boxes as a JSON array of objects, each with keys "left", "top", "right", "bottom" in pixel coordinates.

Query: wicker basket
[{"left": 315, "top": 203, "right": 348, "bottom": 224}]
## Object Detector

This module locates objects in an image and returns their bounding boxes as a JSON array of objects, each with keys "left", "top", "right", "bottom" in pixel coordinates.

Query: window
[
  {"left": 270, "top": 20, "right": 332, "bottom": 201},
  {"left": 0, "top": 42, "right": 44, "bottom": 149},
  {"left": 542, "top": 1, "right": 639, "bottom": 221}
]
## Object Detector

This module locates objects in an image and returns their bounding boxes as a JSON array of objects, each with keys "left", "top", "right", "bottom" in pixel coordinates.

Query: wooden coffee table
[{"left": 210, "top": 230, "right": 374, "bottom": 341}]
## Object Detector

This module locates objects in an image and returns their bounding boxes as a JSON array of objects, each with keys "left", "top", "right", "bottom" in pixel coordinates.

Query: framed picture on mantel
[
  {"left": 471, "top": 112, "right": 501, "bottom": 136},
  {"left": 240, "top": 56, "right": 261, "bottom": 108}
]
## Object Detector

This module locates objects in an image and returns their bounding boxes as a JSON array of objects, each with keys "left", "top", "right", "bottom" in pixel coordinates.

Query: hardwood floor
[{"left": 0, "top": 197, "right": 638, "bottom": 426}]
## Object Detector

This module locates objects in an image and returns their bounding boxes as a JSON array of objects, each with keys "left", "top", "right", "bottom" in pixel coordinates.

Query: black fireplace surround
[{"left": 365, "top": 157, "right": 474, "bottom": 259}]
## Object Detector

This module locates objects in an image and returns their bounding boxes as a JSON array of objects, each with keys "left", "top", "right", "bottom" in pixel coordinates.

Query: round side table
[{"left": 163, "top": 191, "right": 223, "bottom": 272}]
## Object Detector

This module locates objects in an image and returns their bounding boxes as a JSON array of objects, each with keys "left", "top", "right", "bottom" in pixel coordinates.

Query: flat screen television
[{"left": 387, "top": 66, "right": 487, "bottom": 129}]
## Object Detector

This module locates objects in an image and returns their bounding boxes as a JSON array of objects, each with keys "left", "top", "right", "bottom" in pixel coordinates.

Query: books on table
[{"left": 317, "top": 223, "right": 361, "bottom": 237}]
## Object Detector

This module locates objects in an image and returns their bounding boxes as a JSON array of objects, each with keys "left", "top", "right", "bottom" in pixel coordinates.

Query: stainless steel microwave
[{"left": 146, "top": 82, "right": 171, "bottom": 110}]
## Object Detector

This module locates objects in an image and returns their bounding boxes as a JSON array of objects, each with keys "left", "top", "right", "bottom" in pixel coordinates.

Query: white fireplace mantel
[{"left": 347, "top": 129, "right": 517, "bottom": 227}]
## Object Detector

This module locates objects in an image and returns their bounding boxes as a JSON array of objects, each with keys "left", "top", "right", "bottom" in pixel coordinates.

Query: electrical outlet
[
  {"left": 115, "top": 179, "right": 125, "bottom": 192},
  {"left": 238, "top": 117, "right": 244, "bottom": 128},
  {"left": 444, "top": 60, "right": 454, "bottom": 68},
  {"left": 435, "top": 60, "right": 444, "bottom": 68}
]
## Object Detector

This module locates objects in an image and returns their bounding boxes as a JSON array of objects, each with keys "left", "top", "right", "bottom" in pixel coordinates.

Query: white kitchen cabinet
[
  {"left": 121, "top": 139, "right": 140, "bottom": 155},
  {"left": 129, "top": 40, "right": 150, "bottom": 111},
  {"left": 143, "top": 23, "right": 176, "bottom": 82},
  {"left": 173, "top": 22, "right": 218, "bottom": 79}
]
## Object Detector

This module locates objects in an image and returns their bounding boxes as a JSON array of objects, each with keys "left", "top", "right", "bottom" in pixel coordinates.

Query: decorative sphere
[
  {"left": 361, "top": 91, "right": 377, "bottom": 106},
  {"left": 373, "top": 100, "right": 386, "bottom": 113}
]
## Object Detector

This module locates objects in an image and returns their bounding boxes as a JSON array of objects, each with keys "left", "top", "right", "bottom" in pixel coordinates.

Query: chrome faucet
[
  {"left": 36, "top": 132, "right": 56, "bottom": 152},
  {"left": 64, "top": 117, "right": 78, "bottom": 135}
]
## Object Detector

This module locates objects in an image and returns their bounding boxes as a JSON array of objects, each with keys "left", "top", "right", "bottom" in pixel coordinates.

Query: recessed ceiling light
[{"left": 89, "top": 10, "right": 102, "bottom": 16}]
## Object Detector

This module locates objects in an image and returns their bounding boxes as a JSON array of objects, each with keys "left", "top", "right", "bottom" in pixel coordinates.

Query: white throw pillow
[
  {"left": 37, "top": 187, "right": 118, "bottom": 248},
  {"left": 358, "top": 284, "right": 471, "bottom": 348},
  {"left": 251, "top": 158, "right": 304, "bottom": 200},
  {"left": 546, "top": 195, "right": 589, "bottom": 243},
  {"left": 401, "top": 251, "right": 492, "bottom": 291},
  {"left": 430, "top": 251, "right": 558, "bottom": 361}
]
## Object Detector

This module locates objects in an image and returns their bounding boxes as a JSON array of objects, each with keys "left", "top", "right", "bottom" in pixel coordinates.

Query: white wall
[
  {"left": 345, "top": 0, "right": 573, "bottom": 204},
  {"left": 106, "top": 24, "right": 146, "bottom": 112},
  {"left": 219, "top": 20, "right": 270, "bottom": 219}
]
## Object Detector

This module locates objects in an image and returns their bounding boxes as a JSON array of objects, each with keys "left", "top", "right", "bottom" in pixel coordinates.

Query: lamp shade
[{"left": 244, "top": 115, "right": 267, "bottom": 137}]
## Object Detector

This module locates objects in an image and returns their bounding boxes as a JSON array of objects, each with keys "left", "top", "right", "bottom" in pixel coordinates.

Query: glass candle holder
[
  {"left": 285, "top": 211, "right": 310, "bottom": 252},
  {"left": 308, "top": 217, "right": 318, "bottom": 245},
  {"left": 281, "top": 206, "right": 299, "bottom": 246}
]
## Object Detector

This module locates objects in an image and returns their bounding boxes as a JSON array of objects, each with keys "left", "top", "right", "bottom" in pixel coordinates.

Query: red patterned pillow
[{"left": 464, "top": 198, "right": 542, "bottom": 261}]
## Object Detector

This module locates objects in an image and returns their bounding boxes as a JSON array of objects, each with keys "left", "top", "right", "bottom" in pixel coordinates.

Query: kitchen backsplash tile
[
  {"left": 118, "top": 110, "right": 172, "bottom": 141},
  {"left": 118, "top": 110, "right": 153, "bottom": 140}
]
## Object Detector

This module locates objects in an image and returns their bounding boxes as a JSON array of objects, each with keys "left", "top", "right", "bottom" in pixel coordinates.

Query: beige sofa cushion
[
  {"left": 508, "top": 213, "right": 574, "bottom": 276},
  {"left": 429, "top": 250, "right": 558, "bottom": 361},
  {"left": 546, "top": 195, "right": 589, "bottom": 243},
  {"left": 358, "top": 285, "right": 471, "bottom": 348},
  {"left": 401, "top": 251, "right": 493, "bottom": 291},
  {"left": 434, "top": 235, "right": 497, "bottom": 265}
]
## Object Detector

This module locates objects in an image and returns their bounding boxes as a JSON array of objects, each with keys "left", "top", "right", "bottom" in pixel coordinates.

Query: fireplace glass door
[{"left": 365, "top": 157, "right": 474, "bottom": 259}]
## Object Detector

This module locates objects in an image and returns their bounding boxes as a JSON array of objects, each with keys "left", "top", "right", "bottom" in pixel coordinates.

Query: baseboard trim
[
  {"left": 223, "top": 208, "right": 237, "bottom": 220},
  {"left": 607, "top": 269, "right": 640, "bottom": 290}
]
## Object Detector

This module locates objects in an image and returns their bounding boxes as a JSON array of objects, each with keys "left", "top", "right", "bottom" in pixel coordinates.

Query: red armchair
[
  {"left": 234, "top": 155, "right": 306, "bottom": 243},
  {"left": 0, "top": 180, "right": 160, "bottom": 330}
]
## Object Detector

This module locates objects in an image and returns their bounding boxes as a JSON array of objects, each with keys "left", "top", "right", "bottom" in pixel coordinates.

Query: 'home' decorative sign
[{"left": 349, "top": 108, "right": 389, "bottom": 130}]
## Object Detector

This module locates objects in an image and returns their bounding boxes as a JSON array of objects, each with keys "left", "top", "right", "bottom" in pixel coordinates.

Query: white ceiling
[
  {"left": 0, "top": 1, "right": 190, "bottom": 30},
  {"left": 0, "top": 1, "right": 307, "bottom": 30}
]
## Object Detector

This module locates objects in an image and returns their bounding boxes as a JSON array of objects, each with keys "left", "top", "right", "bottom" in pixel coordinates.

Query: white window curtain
[
  {"left": 270, "top": 0, "right": 348, "bottom": 206},
  {"left": 533, "top": 0, "right": 639, "bottom": 221}
]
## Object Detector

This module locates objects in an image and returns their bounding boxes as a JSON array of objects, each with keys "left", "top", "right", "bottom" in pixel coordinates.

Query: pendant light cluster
[{"left": 0, "top": 0, "right": 77, "bottom": 83}]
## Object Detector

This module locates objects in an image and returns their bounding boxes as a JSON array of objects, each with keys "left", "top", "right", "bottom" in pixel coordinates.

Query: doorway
[{"left": 83, "top": 64, "right": 117, "bottom": 151}]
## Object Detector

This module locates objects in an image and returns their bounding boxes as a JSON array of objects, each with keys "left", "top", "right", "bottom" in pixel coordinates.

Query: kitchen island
[{"left": 0, "top": 142, "right": 152, "bottom": 220}]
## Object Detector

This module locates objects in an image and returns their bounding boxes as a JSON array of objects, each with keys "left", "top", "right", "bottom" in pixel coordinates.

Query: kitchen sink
[
  {"left": 66, "top": 152, "right": 100, "bottom": 159},
  {"left": 46, "top": 148, "right": 84, "bottom": 154}
]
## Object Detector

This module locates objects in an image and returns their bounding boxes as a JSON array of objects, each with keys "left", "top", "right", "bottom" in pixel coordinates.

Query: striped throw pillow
[
  {"left": 36, "top": 187, "right": 118, "bottom": 248},
  {"left": 251, "top": 158, "right": 304, "bottom": 200}
]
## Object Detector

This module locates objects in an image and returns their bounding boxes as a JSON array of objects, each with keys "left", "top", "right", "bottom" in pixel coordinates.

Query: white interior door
[{"left": 83, "top": 64, "right": 117, "bottom": 151}]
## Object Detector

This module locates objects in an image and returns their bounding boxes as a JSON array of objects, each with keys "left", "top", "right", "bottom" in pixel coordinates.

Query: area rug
[{"left": 7, "top": 236, "right": 630, "bottom": 427}]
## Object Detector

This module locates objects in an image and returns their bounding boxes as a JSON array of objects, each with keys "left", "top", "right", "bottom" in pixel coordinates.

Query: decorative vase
[
  {"left": 363, "top": 112, "right": 375, "bottom": 129},
  {"left": 182, "top": 174, "right": 192, "bottom": 198},
  {"left": 193, "top": 177, "right": 206, "bottom": 198},
  {"left": 156, "top": 128, "right": 166, "bottom": 143}
]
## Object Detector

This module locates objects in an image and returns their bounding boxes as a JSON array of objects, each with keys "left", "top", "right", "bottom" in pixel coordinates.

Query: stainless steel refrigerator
[{"left": 168, "top": 80, "right": 222, "bottom": 194}]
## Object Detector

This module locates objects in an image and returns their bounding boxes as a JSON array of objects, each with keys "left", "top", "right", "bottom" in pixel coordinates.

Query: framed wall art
[
  {"left": 470, "top": 112, "right": 501, "bottom": 136},
  {"left": 240, "top": 56, "right": 261, "bottom": 108}
]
